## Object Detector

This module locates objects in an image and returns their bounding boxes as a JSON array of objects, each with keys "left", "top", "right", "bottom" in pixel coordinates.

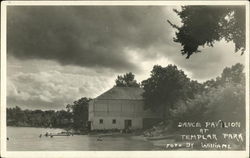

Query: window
[
  {"left": 99, "top": 119, "right": 103, "bottom": 124},
  {"left": 112, "top": 119, "right": 116, "bottom": 124}
]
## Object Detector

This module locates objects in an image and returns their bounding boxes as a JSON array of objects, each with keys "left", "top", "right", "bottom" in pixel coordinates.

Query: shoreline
[{"left": 7, "top": 125, "right": 65, "bottom": 129}]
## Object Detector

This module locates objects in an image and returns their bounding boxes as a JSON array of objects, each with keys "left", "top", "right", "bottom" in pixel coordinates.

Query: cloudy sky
[{"left": 7, "top": 6, "right": 245, "bottom": 110}]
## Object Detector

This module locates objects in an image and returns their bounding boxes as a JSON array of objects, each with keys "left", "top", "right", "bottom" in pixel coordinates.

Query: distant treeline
[
  {"left": 7, "top": 97, "right": 91, "bottom": 131},
  {"left": 7, "top": 107, "right": 71, "bottom": 128}
]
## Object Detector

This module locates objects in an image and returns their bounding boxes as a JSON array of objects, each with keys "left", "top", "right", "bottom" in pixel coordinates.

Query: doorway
[{"left": 124, "top": 119, "right": 132, "bottom": 129}]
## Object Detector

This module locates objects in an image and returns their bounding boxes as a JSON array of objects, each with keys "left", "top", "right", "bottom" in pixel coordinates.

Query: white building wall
[
  {"left": 91, "top": 117, "right": 142, "bottom": 130},
  {"left": 88, "top": 99, "right": 144, "bottom": 130}
]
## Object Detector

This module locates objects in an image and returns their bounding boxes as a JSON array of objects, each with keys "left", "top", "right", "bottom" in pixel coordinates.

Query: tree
[
  {"left": 168, "top": 6, "right": 245, "bottom": 58},
  {"left": 203, "top": 78, "right": 219, "bottom": 89},
  {"left": 141, "top": 65, "right": 192, "bottom": 119},
  {"left": 171, "top": 81, "right": 245, "bottom": 126},
  {"left": 115, "top": 72, "right": 140, "bottom": 87},
  {"left": 172, "top": 63, "right": 245, "bottom": 124},
  {"left": 203, "top": 63, "right": 245, "bottom": 89},
  {"left": 186, "top": 80, "right": 204, "bottom": 99},
  {"left": 219, "top": 63, "right": 245, "bottom": 84},
  {"left": 169, "top": 64, "right": 245, "bottom": 149},
  {"left": 70, "top": 97, "right": 91, "bottom": 130}
]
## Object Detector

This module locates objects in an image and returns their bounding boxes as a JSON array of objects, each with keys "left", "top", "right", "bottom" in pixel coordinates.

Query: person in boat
[
  {"left": 45, "top": 132, "right": 49, "bottom": 137},
  {"left": 7, "top": 137, "right": 9, "bottom": 141},
  {"left": 97, "top": 136, "right": 103, "bottom": 141},
  {"left": 50, "top": 135, "right": 53, "bottom": 138}
]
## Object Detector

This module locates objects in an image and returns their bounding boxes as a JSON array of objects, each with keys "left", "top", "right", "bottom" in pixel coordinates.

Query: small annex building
[{"left": 88, "top": 87, "right": 161, "bottom": 130}]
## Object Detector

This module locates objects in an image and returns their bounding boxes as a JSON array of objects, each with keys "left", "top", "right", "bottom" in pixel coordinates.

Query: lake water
[{"left": 7, "top": 127, "right": 158, "bottom": 151}]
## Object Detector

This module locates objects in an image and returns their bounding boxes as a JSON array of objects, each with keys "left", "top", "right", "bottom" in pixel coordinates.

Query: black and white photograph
[{"left": 1, "top": 1, "right": 249, "bottom": 158}]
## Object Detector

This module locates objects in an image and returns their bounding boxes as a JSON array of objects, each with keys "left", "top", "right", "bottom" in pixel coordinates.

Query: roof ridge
[{"left": 95, "top": 86, "right": 144, "bottom": 100}]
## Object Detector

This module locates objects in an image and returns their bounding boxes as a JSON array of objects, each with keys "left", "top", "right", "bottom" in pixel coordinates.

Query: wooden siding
[{"left": 88, "top": 99, "right": 144, "bottom": 130}]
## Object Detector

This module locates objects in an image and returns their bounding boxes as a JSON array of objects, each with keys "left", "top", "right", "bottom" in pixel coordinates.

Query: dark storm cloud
[
  {"left": 7, "top": 6, "right": 246, "bottom": 110},
  {"left": 7, "top": 6, "right": 171, "bottom": 71}
]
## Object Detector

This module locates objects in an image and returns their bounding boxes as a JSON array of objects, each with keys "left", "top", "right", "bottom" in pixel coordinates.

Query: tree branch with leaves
[{"left": 168, "top": 6, "right": 245, "bottom": 58}]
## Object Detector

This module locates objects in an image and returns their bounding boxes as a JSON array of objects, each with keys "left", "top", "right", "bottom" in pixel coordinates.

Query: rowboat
[{"left": 44, "top": 132, "right": 72, "bottom": 137}]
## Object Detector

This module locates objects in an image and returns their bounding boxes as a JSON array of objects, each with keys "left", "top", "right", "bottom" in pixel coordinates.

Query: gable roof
[{"left": 95, "top": 87, "right": 144, "bottom": 100}]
